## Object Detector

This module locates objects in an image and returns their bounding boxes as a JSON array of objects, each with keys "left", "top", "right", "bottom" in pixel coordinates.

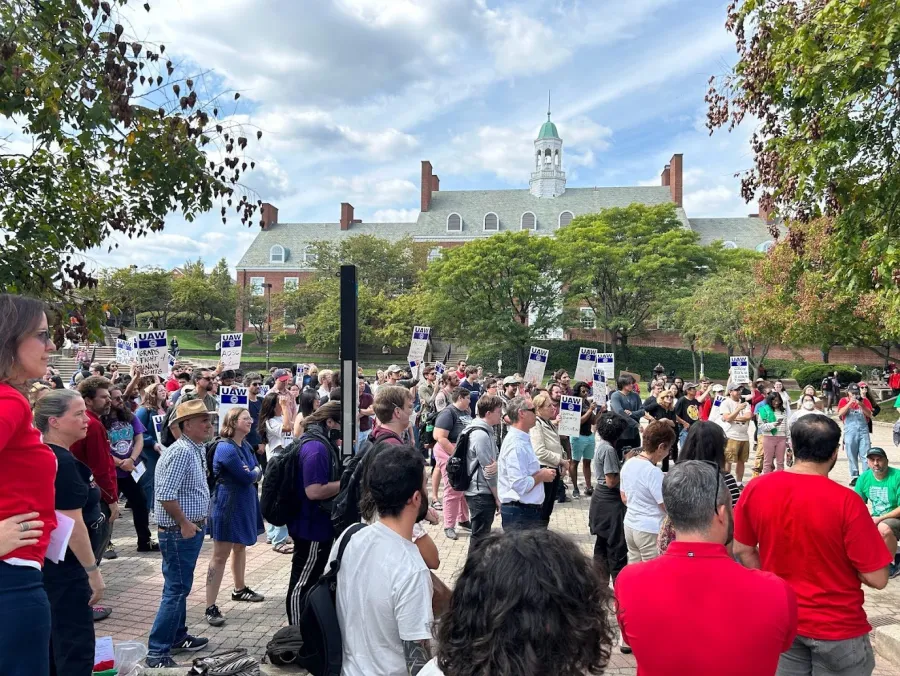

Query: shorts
[
  {"left": 725, "top": 439, "right": 750, "bottom": 463},
  {"left": 882, "top": 518, "right": 900, "bottom": 540},
  {"left": 570, "top": 435, "right": 595, "bottom": 461}
]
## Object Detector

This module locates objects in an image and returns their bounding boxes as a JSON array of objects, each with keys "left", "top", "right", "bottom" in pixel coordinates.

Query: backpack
[
  {"left": 263, "top": 626, "right": 315, "bottom": 667},
  {"left": 188, "top": 649, "right": 259, "bottom": 675},
  {"left": 204, "top": 437, "right": 233, "bottom": 492},
  {"left": 260, "top": 428, "right": 336, "bottom": 527},
  {"left": 330, "top": 433, "right": 401, "bottom": 534},
  {"left": 446, "top": 427, "right": 481, "bottom": 492},
  {"left": 292, "top": 523, "right": 367, "bottom": 676},
  {"left": 822, "top": 377, "right": 833, "bottom": 392}
]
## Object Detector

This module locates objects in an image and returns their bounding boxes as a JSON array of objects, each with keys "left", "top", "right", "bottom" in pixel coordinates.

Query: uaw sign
[
  {"left": 730, "top": 356, "right": 750, "bottom": 384},
  {"left": 408, "top": 325, "right": 430, "bottom": 364},
  {"left": 220, "top": 333, "right": 243, "bottom": 370},
  {"left": 115, "top": 338, "right": 134, "bottom": 365},
  {"left": 559, "top": 395, "right": 583, "bottom": 437},
  {"left": 596, "top": 353, "right": 615, "bottom": 381},
  {"left": 592, "top": 367, "right": 608, "bottom": 406},
  {"left": 524, "top": 346, "right": 549, "bottom": 386},
  {"left": 574, "top": 347, "right": 598, "bottom": 382},
  {"left": 433, "top": 361, "right": 446, "bottom": 376},
  {"left": 135, "top": 331, "right": 168, "bottom": 375},
  {"left": 218, "top": 386, "right": 249, "bottom": 432}
]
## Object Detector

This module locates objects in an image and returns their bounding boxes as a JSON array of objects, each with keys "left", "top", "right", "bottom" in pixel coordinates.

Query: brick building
[{"left": 235, "top": 110, "right": 778, "bottom": 332}]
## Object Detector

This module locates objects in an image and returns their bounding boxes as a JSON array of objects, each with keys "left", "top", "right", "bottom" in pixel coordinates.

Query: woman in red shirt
[{"left": 0, "top": 294, "right": 59, "bottom": 676}]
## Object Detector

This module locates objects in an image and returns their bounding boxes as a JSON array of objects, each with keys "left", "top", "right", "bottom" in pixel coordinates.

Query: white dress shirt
[{"left": 498, "top": 426, "right": 544, "bottom": 505}]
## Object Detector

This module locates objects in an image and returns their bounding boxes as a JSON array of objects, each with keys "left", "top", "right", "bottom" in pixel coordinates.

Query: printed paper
[
  {"left": 559, "top": 395, "right": 583, "bottom": 437},
  {"left": 134, "top": 331, "right": 168, "bottom": 375},
  {"left": 220, "top": 333, "right": 243, "bottom": 370},
  {"left": 523, "top": 346, "right": 549, "bottom": 386},
  {"left": 574, "top": 347, "right": 598, "bottom": 382}
]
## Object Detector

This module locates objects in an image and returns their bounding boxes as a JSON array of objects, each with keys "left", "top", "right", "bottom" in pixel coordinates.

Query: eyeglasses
[
  {"left": 34, "top": 330, "right": 53, "bottom": 346},
  {"left": 524, "top": 407, "right": 536, "bottom": 413},
  {"left": 699, "top": 460, "right": 721, "bottom": 515}
]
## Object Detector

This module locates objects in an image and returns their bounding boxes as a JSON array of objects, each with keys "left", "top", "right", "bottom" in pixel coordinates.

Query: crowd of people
[{"left": 2, "top": 291, "right": 900, "bottom": 675}]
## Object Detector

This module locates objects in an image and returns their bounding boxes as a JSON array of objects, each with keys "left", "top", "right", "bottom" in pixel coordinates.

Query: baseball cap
[
  {"left": 274, "top": 368, "right": 291, "bottom": 382},
  {"left": 866, "top": 447, "right": 887, "bottom": 459},
  {"left": 712, "top": 384, "right": 725, "bottom": 392},
  {"left": 848, "top": 383, "right": 861, "bottom": 394},
  {"left": 386, "top": 364, "right": 403, "bottom": 374},
  {"left": 728, "top": 383, "right": 743, "bottom": 391},
  {"left": 684, "top": 382, "right": 697, "bottom": 390},
  {"left": 503, "top": 375, "right": 522, "bottom": 386}
]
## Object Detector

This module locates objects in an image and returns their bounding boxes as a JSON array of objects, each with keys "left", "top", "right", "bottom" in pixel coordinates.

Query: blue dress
[{"left": 209, "top": 439, "right": 264, "bottom": 545}]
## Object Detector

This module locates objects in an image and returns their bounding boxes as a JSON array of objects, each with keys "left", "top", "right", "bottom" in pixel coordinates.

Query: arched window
[
  {"left": 722, "top": 241, "right": 738, "bottom": 250},
  {"left": 535, "top": 151, "right": 541, "bottom": 170},
  {"left": 483, "top": 212, "right": 499, "bottom": 231},
  {"left": 756, "top": 240, "right": 775, "bottom": 253},
  {"left": 554, "top": 149, "right": 560, "bottom": 167},
  {"left": 447, "top": 213, "right": 462, "bottom": 232},
  {"left": 303, "top": 245, "right": 318, "bottom": 266},
  {"left": 521, "top": 212, "right": 536, "bottom": 230},
  {"left": 559, "top": 211, "right": 574, "bottom": 228},
  {"left": 269, "top": 245, "right": 285, "bottom": 264},
  {"left": 544, "top": 148, "right": 552, "bottom": 165},
  {"left": 427, "top": 247, "right": 442, "bottom": 263}
]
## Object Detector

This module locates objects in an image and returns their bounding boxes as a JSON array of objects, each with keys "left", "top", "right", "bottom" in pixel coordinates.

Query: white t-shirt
[
  {"left": 419, "top": 659, "right": 443, "bottom": 675},
  {"left": 265, "top": 417, "right": 284, "bottom": 460},
  {"left": 719, "top": 398, "right": 750, "bottom": 441},
  {"left": 330, "top": 522, "right": 433, "bottom": 676},
  {"left": 620, "top": 456, "right": 665, "bottom": 534}
]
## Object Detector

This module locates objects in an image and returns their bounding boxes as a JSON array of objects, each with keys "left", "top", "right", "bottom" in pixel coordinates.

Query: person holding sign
[
  {"left": 530, "top": 392, "right": 569, "bottom": 523},
  {"left": 570, "top": 382, "right": 598, "bottom": 497},
  {"left": 136, "top": 383, "right": 168, "bottom": 521}
]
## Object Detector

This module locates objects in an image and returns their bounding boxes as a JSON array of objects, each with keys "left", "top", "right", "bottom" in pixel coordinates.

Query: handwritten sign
[
  {"left": 115, "top": 338, "right": 134, "bottom": 365},
  {"left": 220, "top": 333, "right": 243, "bottom": 370},
  {"left": 592, "top": 367, "right": 608, "bottom": 406},
  {"left": 574, "top": 347, "right": 598, "bottom": 382},
  {"left": 730, "top": 356, "right": 750, "bottom": 384},
  {"left": 408, "top": 325, "right": 430, "bottom": 364},
  {"left": 218, "top": 386, "right": 249, "bottom": 433},
  {"left": 295, "top": 364, "right": 307, "bottom": 386},
  {"left": 559, "top": 395, "right": 583, "bottom": 437},
  {"left": 596, "top": 352, "right": 615, "bottom": 381},
  {"left": 135, "top": 331, "right": 167, "bottom": 375},
  {"left": 523, "top": 346, "right": 549, "bottom": 386}
]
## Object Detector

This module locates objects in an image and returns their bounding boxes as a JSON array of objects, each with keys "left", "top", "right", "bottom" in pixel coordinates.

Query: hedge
[
  {"left": 791, "top": 364, "right": 861, "bottom": 390},
  {"left": 135, "top": 312, "right": 228, "bottom": 331}
]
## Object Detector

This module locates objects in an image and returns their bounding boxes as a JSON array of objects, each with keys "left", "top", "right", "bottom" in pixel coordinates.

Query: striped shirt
[{"left": 154, "top": 435, "right": 210, "bottom": 527}]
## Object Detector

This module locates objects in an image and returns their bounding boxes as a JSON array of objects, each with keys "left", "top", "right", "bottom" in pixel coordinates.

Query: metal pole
[
  {"left": 340, "top": 265, "right": 358, "bottom": 461},
  {"left": 265, "top": 283, "right": 271, "bottom": 371}
]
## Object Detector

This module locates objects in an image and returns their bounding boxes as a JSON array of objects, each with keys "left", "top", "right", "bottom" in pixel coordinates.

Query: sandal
[{"left": 273, "top": 542, "right": 294, "bottom": 554}]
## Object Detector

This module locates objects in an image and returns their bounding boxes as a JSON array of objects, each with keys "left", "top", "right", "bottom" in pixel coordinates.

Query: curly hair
[
  {"left": 595, "top": 410, "right": 628, "bottom": 442},
  {"left": 433, "top": 530, "right": 615, "bottom": 676}
]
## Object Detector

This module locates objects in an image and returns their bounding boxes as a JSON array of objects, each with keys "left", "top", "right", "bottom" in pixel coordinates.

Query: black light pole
[
  {"left": 339, "top": 265, "right": 358, "bottom": 461},
  {"left": 265, "top": 283, "right": 272, "bottom": 371}
]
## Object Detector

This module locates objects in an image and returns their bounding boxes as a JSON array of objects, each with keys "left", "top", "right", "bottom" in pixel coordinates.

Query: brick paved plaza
[{"left": 101, "top": 423, "right": 900, "bottom": 674}]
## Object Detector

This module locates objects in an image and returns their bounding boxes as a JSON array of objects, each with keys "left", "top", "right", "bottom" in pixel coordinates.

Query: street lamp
[{"left": 265, "top": 283, "right": 272, "bottom": 371}]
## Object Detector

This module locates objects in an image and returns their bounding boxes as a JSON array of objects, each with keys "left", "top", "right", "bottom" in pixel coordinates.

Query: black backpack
[
  {"left": 260, "top": 428, "right": 335, "bottom": 527},
  {"left": 264, "top": 626, "right": 315, "bottom": 668},
  {"left": 293, "top": 523, "right": 367, "bottom": 676},
  {"left": 330, "top": 432, "right": 401, "bottom": 534},
  {"left": 446, "top": 427, "right": 480, "bottom": 492},
  {"left": 204, "top": 437, "right": 237, "bottom": 492},
  {"left": 822, "top": 377, "right": 833, "bottom": 392}
]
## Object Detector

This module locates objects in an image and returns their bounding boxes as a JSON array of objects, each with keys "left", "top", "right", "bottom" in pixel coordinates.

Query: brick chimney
[
  {"left": 340, "top": 203, "right": 354, "bottom": 231},
  {"left": 661, "top": 164, "right": 671, "bottom": 187},
  {"left": 260, "top": 202, "right": 278, "bottom": 230},
  {"left": 431, "top": 174, "right": 440, "bottom": 192},
  {"left": 421, "top": 161, "right": 433, "bottom": 213},
  {"left": 668, "top": 153, "right": 683, "bottom": 206},
  {"left": 757, "top": 196, "right": 774, "bottom": 224}
]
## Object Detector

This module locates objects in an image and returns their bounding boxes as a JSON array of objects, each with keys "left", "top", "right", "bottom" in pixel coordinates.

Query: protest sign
[
  {"left": 730, "top": 356, "right": 750, "bottom": 384},
  {"left": 218, "top": 386, "right": 249, "bottom": 433},
  {"left": 151, "top": 414, "right": 165, "bottom": 439},
  {"left": 523, "top": 346, "right": 549, "bottom": 386},
  {"left": 408, "top": 360, "right": 422, "bottom": 380},
  {"left": 433, "top": 361, "right": 445, "bottom": 376},
  {"left": 596, "top": 352, "right": 615, "bottom": 380},
  {"left": 167, "top": 353, "right": 176, "bottom": 376},
  {"left": 408, "top": 326, "right": 430, "bottom": 364},
  {"left": 115, "top": 338, "right": 134, "bottom": 365},
  {"left": 295, "top": 364, "right": 306, "bottom": 386},
  {"left": 134, "top": 331, "right": 167, "bottom": 375},
  {"left": 592, "top": 367, "right": 608, "bottom": 406},
  {"left": 559, "top": 395, "right": 583, "bottom": 437},
  {"left": 574, "top": 347, "right": 598, "bottom": 382},
  {"left": 220, "top": 333, "right": 243, "bottom": 370}
]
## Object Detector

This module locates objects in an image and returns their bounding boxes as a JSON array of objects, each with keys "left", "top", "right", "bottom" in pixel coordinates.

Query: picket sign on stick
[
  {"left": 218, "top": 386, "right": 249, "bottom": 433},
  {"left": 220, "top": 333, "right": 243, "bottom": 370},
  {"left": 408, "top": 326, "right": 430, "bottom": 365},
  {"left": 592, "top": 367, "right": 608, "bottom": 406},
  {"left": 596, "top": 352, "right": 615, "bottom": 381},
  {"left": 730, "top": 356, "right": 750, "bottom": 384},
  {"left": 574, "top": 347, "right": 598, "bottom": 382},
  {"left": 134, "top": 331, "right": 167, "bottom": 376},
  {"left": 523, "top": 346, "right": 549, "bottom": 386}
]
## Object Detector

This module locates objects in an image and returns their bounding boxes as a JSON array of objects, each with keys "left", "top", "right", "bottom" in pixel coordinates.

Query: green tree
[
  {"left": 423, "top": 231, "right": 562, "bottom": 370},
  {"left": 706, "top": 0, "right": 900, "bottom": 337},
  {"left": 310, "top": 235, "right": 430, "bottom": 296},
  {"left": 556, "top": 204, "right": 714, "bottom": 348},
  {"left": 170, "top": 258, "right": 234, "bottom": 334},
  {"left": 98, "top": 266, "right": 173, "bottom": 328},
  {"left": 0, "top": 0, "right": 262, "bottom": 297}
]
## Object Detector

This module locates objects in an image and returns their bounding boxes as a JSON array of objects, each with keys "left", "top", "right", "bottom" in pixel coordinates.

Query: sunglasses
[
  {"left": 34, "top": 329, "right": 53, "bottom": 346},
  {"left": 699, "top": 459, "right": 721, "bottom": 514},
  {"left": 525, "top": 407, "right": 536, "bottom": 413}
]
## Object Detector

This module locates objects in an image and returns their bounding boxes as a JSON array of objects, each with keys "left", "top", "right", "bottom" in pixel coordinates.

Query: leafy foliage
[
  {"left": 310, "top": 235, "right": 430, "bottom": 297},
  {"left": 98, "top": 265, "right": 173, "bottom": 327},
  {"left": 170, "top": 258, "right": 235, "bottom": 334},
  {"left": 0, "top": 0, "right": 263, "bottom": 296},
  {"left": 791, "top": 364, "right": 861, "bottom": 390}
]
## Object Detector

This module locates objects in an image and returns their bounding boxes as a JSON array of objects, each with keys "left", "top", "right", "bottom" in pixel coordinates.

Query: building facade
[{"left": 234, "top": 113, "right": 777, "bottom": 332}]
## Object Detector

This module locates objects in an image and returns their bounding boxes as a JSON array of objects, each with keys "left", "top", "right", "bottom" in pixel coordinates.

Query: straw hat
[{"left": 170, "top": 399, "right": 216, "bottom": 426}]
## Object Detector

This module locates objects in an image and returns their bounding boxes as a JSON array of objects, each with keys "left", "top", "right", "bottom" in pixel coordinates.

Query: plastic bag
[{"left": 115, "top": 641, "right": 148, "bottom": 676}]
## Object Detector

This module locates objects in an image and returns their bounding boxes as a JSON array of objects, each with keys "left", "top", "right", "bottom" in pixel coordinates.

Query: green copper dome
[{"left": 538, "top": 118, "right": 560, "bottom": 140}]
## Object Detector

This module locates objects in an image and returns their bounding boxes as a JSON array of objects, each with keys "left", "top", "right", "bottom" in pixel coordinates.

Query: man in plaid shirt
[{"left": 146, "top": 400, "right": 215, "bottom": 668}]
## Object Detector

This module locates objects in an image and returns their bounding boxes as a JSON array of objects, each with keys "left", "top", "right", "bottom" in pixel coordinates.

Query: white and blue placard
[
  {"left": 433, "top": 361, "right": 446, "bottom": 376},
  {"left": 596, "top": 352, "right": 615, "bottom": 381},
  {"left": 151, "top": 414, "right": 165, "bottom": 438},
  {"left": 574, "top": 347, "right": 598, "bottom": 382},
  {"left": 220, "top": 333, "right": 243, "bottom": 370},
  {"left": 295, "top": 364, "right": 307, "bottom": 386},
  {"left": 524, "top": 346, "right": 549, "bottom": 386},
  {"left": 135, "top": 331, "right": 168, "bottom": 375},
  {"left": 259, "top": 385, "right": 270, "bottom": 397},
  {"left": 408, "top": 359, "right": 421, "bottom": 380},
  {"left": 730, "top": 356, "right": 750, "bottom": 384},
  {"left": 115, "top": 338, "right": 134, "bottom": 365},
  {"left": 218, "top": 386, "right": 249, "bottom": 432},
  {"left": 167, "top": 353, "right": 176, "bottom": 375},
  {"left": 559, "top": 395, "right": 583, "bottom": 437},
  {"left": 408, "top": 325, "right": 431, "bottom": 364},
  {"left": 592, "top": 366, "right": 608, "bottom": 406}
]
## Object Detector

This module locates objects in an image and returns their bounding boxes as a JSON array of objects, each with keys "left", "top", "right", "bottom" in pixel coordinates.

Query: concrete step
[{"left": 872, "top": 624, "right": 900, "bottom": 669}]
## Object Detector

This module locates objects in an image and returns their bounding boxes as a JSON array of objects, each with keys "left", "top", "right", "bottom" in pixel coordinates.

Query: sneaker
[
  {"left": 850, "top": 477, "right": 858, "bottom": 487},
  {"left": 620, "top": 644, "right": 633, "bottom": 655},
  {"left": 457, "top": 520, "right": 472, "bottom": 532},
  {"left": 444, "top": 528, "right": 458, "bottom": 541},
  {"left": 146, "top": 655, "right": 178, "bottom": 668},
  {"left": 584, "top": 486, "right": 594, "bottom": 497},
  {"left": 102, "top": 544, "right": 118, "bottom": 560},
  {"left": 557, "top": 486, "right": 568, "bottom": 503},
  {"left": 232, "top": 586, "right": 265, "bottom": 602},
  {"left": 205, "top": 604, "right": 226, "bottom": 627},
  {"left": 92, "top": 605, "right": 112, "bottom": 622},
  {"left": 572, "top": 486, "right": 581, "bottom": 499},
  {"left": 172, "top": 634, "right": 209, "bottom": 653},
  {"left": 137, "top": 540, "right": 160, "bottom": 552}
]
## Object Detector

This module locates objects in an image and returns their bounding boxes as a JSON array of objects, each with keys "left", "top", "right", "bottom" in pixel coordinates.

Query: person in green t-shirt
[{"left": 855, "top": 447, "right": 900, "bottom": 577}]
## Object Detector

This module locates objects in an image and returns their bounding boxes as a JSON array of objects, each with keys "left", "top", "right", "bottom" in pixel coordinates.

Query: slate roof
[{"left": 688, "top": 217, "right": 781, "bottom": 249}]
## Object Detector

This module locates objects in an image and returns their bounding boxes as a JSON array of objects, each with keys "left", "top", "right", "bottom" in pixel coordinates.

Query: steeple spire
[{"left": 547, "top": 90, "right": 551, "bottom": 121}]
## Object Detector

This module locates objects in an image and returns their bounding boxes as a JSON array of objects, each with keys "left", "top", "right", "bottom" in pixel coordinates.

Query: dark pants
[
  {"left": 286, "top": 537, "right": 333, "bottom": 625},
  {"left": 589, "top": 487, "right": 628, "bottom": 586},
  {"left": 540, "top": 470, "right": 561, "bottom": 523},
  {"left": 500, "top": 502, "right": 545, "bottom": 531},
  {"left": 0, "top": 562, "right": 51, "bottom": 676},
  {"left": 90, "top": 507, "right": 109, "bottom": 565},
  {"left": 45, "top": 565, "right": 94, "bottom": 676},
  {"left": 113, "top": 473, "right": 152, "bottom": 547},
  {"left": 465, "top": 494, "right": 497, "bottom": 552},
  {"left": 615, "top": 436, "right": 639, "bottom": 459},
  {"left": 661, "top": 442, "right": 678, "bottom": 473},
  {"left": 138, "top": 447, "right": 161, "bottom": 512}
]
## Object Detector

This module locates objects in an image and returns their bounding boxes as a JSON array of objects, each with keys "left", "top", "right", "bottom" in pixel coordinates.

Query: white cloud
[
  {"left": 324, "top": 176, "right": 418, "bottom": 206},
  {"left": 370, "top": 208, "right": 419, "bottom": 222}
]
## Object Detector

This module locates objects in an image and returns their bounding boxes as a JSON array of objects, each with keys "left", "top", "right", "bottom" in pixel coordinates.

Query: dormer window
[
  {"left": 447, "top": 213, "right": 462, "bottom": 232},
  {"left": 483, "top": 212, "right": 499, "bottom": 232},
  {"left": 723, "top": 241, "right": 738, "bottom": 250},
  {"left": 521, "top": 212, "right": 536, "bottom": 230},
  {"left": 559, "top": 211, "right": 574, "bottom": 228},
  {"left": 269, "top": 245, "right": 285, "bottom": 264}
]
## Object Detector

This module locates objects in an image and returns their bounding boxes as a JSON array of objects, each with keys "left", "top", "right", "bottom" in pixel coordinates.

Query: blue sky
[{"left": 85, "top": 0, "right": 758, "bottom": 272}]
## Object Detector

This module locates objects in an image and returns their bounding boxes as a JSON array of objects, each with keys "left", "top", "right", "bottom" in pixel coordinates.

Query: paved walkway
[{"left": 100, "top": 422, "right": 900, "bottom": 674}]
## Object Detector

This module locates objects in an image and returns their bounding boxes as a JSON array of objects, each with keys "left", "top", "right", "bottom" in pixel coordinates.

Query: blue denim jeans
[
  {"left": 266, "top": 522, "right": 289, "bottom": 546},
  {"left": 844, "top": 424, "right": 870, "bottom": 479},
  {"left": 0, "top": 562, "right": 51, "bottom": 676},
  {"left": 500, "top": 502, "right": 546, "bottom": 531},
  {"left": 357, "top": 428, "right": 371, "bottom": 448},
  {"left": 147, "top": 527, "right": 206, "bottom": 658}
]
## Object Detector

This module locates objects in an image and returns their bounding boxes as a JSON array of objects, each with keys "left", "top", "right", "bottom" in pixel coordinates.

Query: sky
[{"left": 82, "top": 0, "right": 759, "bottom": 273}]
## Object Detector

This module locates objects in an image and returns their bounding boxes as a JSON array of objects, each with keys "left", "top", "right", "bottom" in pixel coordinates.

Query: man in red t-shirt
[
  {"left": 734, "top": 415, "right": 890, "bottom": 675},
  {"left": 616, "top": 460, "right": 796, "bottom": 675}
]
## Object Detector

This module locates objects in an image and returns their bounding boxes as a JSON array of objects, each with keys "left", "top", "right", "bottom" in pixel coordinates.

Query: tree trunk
[
  {"left": 690, "top": 346, "right": 698, "bottom": 382},
  {"left": 516, "top": 344, "right": 527, "bottom": 373}
]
